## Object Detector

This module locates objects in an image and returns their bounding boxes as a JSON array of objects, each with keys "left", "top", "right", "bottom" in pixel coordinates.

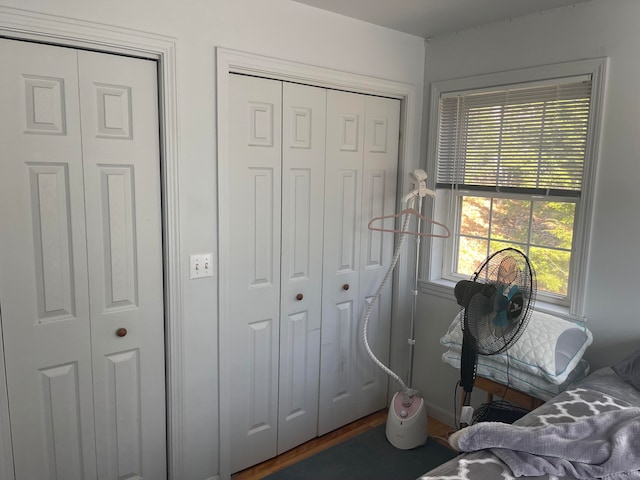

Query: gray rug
[{"left": 263, "top": 424, "right": 457, "bottom": 480}]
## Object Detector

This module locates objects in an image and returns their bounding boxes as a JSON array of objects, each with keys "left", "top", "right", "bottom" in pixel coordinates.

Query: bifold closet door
[
  {"left": 318, "top": 90, "right": 399, "bottom": 435},
  {"left": 358, "top": 94, "right": 400, "bottom": 415},
  {"left": 227, "top": 74, "right": 283, "bottom": 473},
  {"left": 226, "top": 74, "right": 327, "bottom": 472},
  {"left": 0, "top": 38, "right": 97, "bottom": 480},
  {"left": 0, "top": 38, "right": 165, "bottom": 479},
  {"left": 78, "top": 50, "right": 166, "bottom": 480},
  {"left": 278, "top": 82, "right": 326, "bottom": 454}
]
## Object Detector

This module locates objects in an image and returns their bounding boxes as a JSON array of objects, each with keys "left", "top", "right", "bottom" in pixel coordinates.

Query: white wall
[
  {"left": 417, "top": 0, "right": 640, "bottom": 425},
  {"left": 0, "top": 1, "right": 426, "bottom": 479}
]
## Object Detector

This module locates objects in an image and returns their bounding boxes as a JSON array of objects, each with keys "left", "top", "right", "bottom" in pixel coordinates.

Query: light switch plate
[{"left": 190, "top": 253, "right": 213, "bottom": 279}]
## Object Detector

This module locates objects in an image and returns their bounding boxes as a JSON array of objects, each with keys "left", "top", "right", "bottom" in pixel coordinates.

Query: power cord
[
  {"left": 452, "top": 351, "right": 529, "bottom": 429},
  {"left": 499, "top": 351, "right": 513, "bottom": 400},
  {"left": 453, "top": 380, "right": 459, "bottom": 429}
]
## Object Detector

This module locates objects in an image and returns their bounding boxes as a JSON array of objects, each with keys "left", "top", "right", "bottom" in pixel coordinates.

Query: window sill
[{"left": 418, "top": 279, "right": 587, "bottom": 323}]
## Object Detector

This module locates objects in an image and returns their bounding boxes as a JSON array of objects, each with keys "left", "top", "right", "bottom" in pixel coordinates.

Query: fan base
[{"left": 385, "top": 391, "right": 428, "bottom": 449}]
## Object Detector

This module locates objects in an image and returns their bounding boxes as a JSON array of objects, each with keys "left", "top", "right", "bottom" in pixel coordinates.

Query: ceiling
[{"left": 292, "top": 0, "right": 592, "bottom": 39}]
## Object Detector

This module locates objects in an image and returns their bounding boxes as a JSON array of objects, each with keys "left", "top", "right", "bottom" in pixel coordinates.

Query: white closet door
[
  {"left": 355, "top": 95, "right": 400, "bottom": 416},
  {"left": 277, "top": 82, "right": 326, "bottom": 454},
  {"left": 319, "top": 90, "right": 366, "bottom": 434},
  {"left": 0, "top": 38, "right": 165, "bottom": 480},
  {"left": 78, "top": 50, "right": 166, "bottom": 480},
  {"left": 227, "top": 74, "right": 283, "bottom": 473},
  {"left": 0, "top": 38, "right": 98, "bottom": 480},
  {"left": 319, "top": 91, "right": 399, "bottom": 435}
]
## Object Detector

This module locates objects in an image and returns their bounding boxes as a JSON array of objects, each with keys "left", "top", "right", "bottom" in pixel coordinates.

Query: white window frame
[{"left": 422, "top": 58, "right": 607, "bottom": 320}]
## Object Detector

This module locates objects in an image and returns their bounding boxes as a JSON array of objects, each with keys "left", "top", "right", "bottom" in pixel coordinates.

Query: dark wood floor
[{"left": 232, "top": 410, "right": 455, "bottom": 480}]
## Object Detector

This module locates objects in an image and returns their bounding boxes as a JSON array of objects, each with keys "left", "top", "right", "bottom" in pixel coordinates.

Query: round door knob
[
  {"left": 296, "top": 293, "right": 304, "bottom": 301},
  {"left": 116, "top": 328, "right": 128, "bottom": 337},
  {"left": 343, "top": 283, "right": 350, "bottom": 291}
]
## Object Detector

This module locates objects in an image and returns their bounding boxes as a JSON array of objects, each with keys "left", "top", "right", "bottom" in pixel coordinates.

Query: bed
[{"left": 418, "top": 348, "right": 640, "bottom": 480}]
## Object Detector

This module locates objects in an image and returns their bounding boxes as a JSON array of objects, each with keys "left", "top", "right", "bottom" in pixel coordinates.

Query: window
[{"left": 426, "top": 60, "right": 605, "bottom": 317}]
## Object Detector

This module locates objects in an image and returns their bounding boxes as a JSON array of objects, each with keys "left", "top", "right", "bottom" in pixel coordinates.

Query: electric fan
[{"left": 453, "top": 247, "right": 536, "bottom": 426}]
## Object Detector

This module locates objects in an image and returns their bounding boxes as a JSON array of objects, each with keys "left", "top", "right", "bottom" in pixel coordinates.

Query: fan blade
[
  {"left": 507, "top": 284, "right": 520, "bottom": 300},
  {"left": 497, "top": 255, "right": 518, "bottom": 284},
  {"left": 492, "top": 283, "right": 508, "bottom": 312},
  {"left": 468, "top": 291, "right": 493, "bottom": 318},
  {"left": 492, "top": 284, "right": 521, "bottom": 327},
  {"left": 466, "top": 292, "right": 494, "bottom": 345},
  {"left": 492, "top": 310, "right": 509, "bottom": 328}
]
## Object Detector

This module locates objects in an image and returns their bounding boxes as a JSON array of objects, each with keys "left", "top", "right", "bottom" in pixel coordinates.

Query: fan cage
[{"left": 462, "top": 247, "right": 536, "bottom": 356}]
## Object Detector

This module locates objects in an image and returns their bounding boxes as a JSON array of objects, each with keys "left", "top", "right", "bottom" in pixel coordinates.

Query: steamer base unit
[{"left": 385, "top": 390, "right": 428, "bottom": 449}]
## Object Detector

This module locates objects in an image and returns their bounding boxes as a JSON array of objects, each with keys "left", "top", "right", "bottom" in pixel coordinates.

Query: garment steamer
[{"left": 363, "top": 169, "right": 449, "bottom": 449}]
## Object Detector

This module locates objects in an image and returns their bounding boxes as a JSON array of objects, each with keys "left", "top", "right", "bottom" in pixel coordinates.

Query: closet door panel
[
  {"left": 319, "top": 91, "right": 400, "bottom": 435},
  {"left": 358, "top": 170, "right": 389, "bottom": 403},
  {"left": 78, "top": 50, "right": 165, "bottom": 480},
  {"left": 0, "top": 39, "right": 98, "bottom": 480},
  {"left": 278, "top": 83, "right": 326, "bottom": 454},
  {"left": 356, "top": 96, "right": 400, "bottom": 416},
  {"left": 228, "top": 74, "right": 283, "bottom": 473},
  {"left": 319, "top": 90, "right": 365, "bottom": 435}
]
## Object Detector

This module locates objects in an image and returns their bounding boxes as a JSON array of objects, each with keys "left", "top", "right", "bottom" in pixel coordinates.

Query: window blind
[{"left": 436, "top": 78, "right": 592, "bottom": 196}]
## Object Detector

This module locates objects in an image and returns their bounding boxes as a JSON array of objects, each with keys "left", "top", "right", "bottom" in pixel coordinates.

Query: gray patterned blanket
[
  {"left": 449, "top": 408, "right": 640, "bottom": 479},
  {"left": 419, "top": 367, "right": 640, "bottom": 480}
]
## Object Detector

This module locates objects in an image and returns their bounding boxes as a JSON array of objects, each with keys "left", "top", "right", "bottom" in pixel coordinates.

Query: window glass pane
[
  {"left": 456, "top": 194, "right": 574, "bottom": 298},
  {"left": 529, "top": 246, "right": 570, "bottom": 296},
  {"left": 531, "top": 201, "right": 575, "bottom": 249},
  {"left": 457, "top": 236, "right": 488, "bottom": 276},
  {"left": 491, "top": 198, "right": 531, "bottom": 243},
  {"left": 489, "top": 240, "right": 521, "bottom": 254},
  {"left": 460, "top": 196, "right": 490, "bottom": 237}
]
